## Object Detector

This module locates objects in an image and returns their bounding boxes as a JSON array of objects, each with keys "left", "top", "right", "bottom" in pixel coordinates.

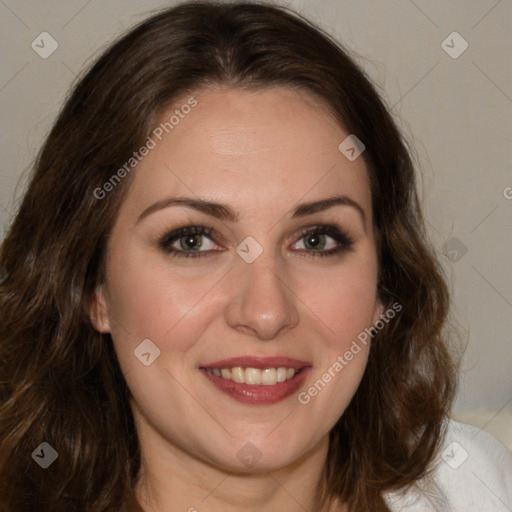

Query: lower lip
[{"left": 200, "top": 368, "right": 311, "bottom": 405}]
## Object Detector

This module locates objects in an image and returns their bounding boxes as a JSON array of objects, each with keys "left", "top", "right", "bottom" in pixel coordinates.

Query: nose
[{"left": 224, "top": 254, "right": 300, "bottom": 341}]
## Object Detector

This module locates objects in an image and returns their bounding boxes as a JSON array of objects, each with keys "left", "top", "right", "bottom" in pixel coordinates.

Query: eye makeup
[{"left": 156, "top": 223, "right": 355, "bottom": 260}]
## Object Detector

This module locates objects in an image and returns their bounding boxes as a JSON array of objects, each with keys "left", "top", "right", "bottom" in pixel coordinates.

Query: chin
[{"left": 200, "top": 433, "right": 321, "bottom": 475}]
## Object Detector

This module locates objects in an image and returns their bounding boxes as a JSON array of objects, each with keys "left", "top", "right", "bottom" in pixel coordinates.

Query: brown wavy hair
[{"left": 0, "top": 1, "right": 458, "bottom": 511}]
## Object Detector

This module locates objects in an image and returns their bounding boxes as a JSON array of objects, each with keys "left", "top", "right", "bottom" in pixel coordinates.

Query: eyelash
[{"left": 157, "top": 224, "right": 355, "bottom": 259}]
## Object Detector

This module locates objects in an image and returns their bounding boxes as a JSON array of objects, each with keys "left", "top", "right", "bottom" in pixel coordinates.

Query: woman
[{"left": 0, "top": 2, "right": 510, "bottom": 511}]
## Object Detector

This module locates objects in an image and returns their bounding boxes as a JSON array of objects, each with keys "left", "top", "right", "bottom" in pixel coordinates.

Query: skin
[{"left": 89, "top": 85, "right": 384, "bottom": 512}]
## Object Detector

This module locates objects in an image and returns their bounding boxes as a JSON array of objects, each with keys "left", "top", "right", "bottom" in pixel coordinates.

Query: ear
[
  {"left": 372, "top": 298, "right": 386, "bottom": 326},
  {"left": 88, "top": 285, "right": 111, "bottom": 333}
]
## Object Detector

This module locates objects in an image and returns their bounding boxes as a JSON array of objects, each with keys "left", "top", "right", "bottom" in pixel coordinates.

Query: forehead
[{"left": 120, "top": 85, "right": 372, "bottom": 224}]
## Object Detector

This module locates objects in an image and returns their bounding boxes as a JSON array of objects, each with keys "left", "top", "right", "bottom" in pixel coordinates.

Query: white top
[{"left": 384, "top": 419, "right": 512, "bottom": 511}]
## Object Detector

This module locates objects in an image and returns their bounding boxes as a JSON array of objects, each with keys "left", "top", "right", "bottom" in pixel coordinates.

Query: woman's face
[{"left": 90, "top": 85, "right": 384, "bottom": 473}]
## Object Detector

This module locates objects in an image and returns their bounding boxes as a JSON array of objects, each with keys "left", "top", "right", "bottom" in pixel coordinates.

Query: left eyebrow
[{"left": 290, "top": 195, "right": 366, "bottom": 225}]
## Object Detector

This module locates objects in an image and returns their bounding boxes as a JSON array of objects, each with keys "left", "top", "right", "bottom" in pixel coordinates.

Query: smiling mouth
[
  {"left": 199, "top": 356, "right": 311, "bottom": 404},
  {"left": 199, "top": 364, "right": 311, "bottom": 405},
  {"left": 204, "top": 366, "right": 300, "bottom": 385}
]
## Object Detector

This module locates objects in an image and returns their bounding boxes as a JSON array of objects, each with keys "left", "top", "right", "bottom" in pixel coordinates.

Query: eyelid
[
  {"left": 158, "top": 225, "right": 215, "bottom": 244},
  {"left": 289, "top": 224, "right": 355, "bottom": 252},
  {"left": 157, "top": 225, "right": 221, "bottom": 253}
]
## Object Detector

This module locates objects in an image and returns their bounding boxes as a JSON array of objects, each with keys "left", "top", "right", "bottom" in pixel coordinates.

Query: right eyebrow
[{"left": 137, "top": 197, "right": 239, "bottom": 224}]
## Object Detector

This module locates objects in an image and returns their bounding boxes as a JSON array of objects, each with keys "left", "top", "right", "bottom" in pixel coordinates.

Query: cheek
[
  {"left": 297, "top": 256, "right": 379, "bottom": 341},
  {"left": 292, "top": 255, "right": 378, "bottom": 415},
  {"left": 104, "top": 244, "right": 227, "bottom": 366}
]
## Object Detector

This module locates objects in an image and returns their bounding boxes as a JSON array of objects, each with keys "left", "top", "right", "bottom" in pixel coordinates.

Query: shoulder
[{"left": 384, "top": 419, "right": 512, "bottom": 511}]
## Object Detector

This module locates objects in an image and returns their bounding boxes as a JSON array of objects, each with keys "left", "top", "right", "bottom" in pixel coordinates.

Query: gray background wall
[{"left": 1, "top": 0, "right": 511, "bottom": 447}]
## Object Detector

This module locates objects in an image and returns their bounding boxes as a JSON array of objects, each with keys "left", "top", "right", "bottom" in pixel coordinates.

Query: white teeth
[
  {"left": 231, "top": 367, "right": 244, "bottom": 383},
  {"left": 206, "top": 366, "right": 298, "bottom": 385},
  {"left": 261, "top": 368, "right": 277, "bottom": 385},
  {"left": 245, "top": 367, "right": 261, "bottom": 385}
]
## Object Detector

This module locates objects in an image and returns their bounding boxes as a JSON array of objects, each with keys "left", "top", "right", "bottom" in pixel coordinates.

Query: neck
[{"left": 133, "top": 421, "right": 339, "bottom": 512}]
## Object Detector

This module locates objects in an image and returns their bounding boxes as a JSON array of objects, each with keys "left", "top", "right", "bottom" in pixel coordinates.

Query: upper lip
[{"left": 200, "top": 356, "right": 312, "bottom": 370}]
